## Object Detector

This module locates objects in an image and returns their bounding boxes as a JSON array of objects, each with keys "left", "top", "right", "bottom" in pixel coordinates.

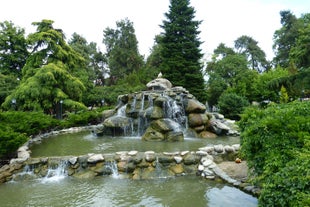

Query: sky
[{"left": 0, "top": 0, "right": 309, "bottom": 61}]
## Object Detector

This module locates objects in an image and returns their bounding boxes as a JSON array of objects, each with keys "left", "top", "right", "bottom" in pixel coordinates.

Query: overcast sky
[{"left": 1, "top": 0, "right": 309, "bottom": 60}]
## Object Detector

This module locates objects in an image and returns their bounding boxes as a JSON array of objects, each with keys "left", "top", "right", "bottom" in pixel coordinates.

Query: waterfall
[
  {"left": 117, "top": 104, "right": 127, "bottom": 116},
  {"left": 105, "top": 161, "right": 119, "bottom": 178},
  {"left": 41, "top": 161, "right": 67, "bottom": 183},
  {"left": 163, "top": 95, "right": 186, "bottom": 128}
]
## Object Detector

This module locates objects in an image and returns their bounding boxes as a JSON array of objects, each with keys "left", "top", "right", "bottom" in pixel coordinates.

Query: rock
[
  {"left": 185, "top": 99, "right": 206, "bottom": 113},
  {"left": 199, "top": 146, "right": 214, "bottom": 153},
  {"left": 146, "top": 77, "right": 172, "bottom": 90},
  {"left": 170, "top": 164, "right": 184, "bottom": 174},
  {"left": 128, "top": 151, "right": 138, "bottom": 156},
  {"left": 68, "top": 157, "right": 78, "bottom": 165},
  {"left": 141, "top": 127, "right": 165, "bottom": 141},
  {"left": 174, "top": 156, "right": 183, "bottom": 164},
  {"left": 87, "top": 154, "right": 104, "bottom": 163},
  {"left": 199, "top": 131, "right": 217, "bottom": 139},
  {"left": 188, "top": 113, "right": 209, "bottom": 127},
  {"left": 210, "top": 120, "right": 230, "bottom": 135},
  {"left": 224, "top": 145, "right": 235, "bottom": 153},
  {"left": 214, "top": 144, "right": 224, "bottom": 153}
]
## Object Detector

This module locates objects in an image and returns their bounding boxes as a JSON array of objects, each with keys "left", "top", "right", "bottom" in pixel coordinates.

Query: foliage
[
  {"left": 234, "top": 35, "right": 269, "bottom": 72},
  {"left": 1, "top": 20, "right": 88, "bottom": 114},
  {"left": 0, "top": 125, "right": 28, "bottom": 158},
  {"left": 61, "top": 110, "right": 104, "bottom": 128},
  {"left": 218, "top": 92, "right": 249, "bottom": 120},
  {"left": 273, "top": 10, "right": 300, "bottom": 68},
  {"left": 159, "top": 0, "right": 206, "bottom": 101},
  {"left": 239, "top": 101, "right": 310, "bottom": 206},
  {"left": 0, "top": 111, "right": 58, "bottom": 136},
  {"left": 289, "top": 13, "right": 310, "bottom": 69},
  {"left": 251, "top": 66, "right": 289, "bottom": 102},
  {"left": 0, "top": 21, "right": 29, "bottom": 77},
  {"left": 103, "top": 18, "right": 144, "bottom": 81},
  {"left": 0, "top": 74, "right": 19, "bottom": 105},
  {"left": 279, "top": 85, "right": 289, "bottom": 103}
]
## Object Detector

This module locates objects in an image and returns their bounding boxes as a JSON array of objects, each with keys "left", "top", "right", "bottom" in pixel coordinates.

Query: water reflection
[
  {"left": 0, "top": 176, "right": 257, "bottom": 207},
  {"left": 30, "top": 131, "right": 240, "bottom": 157}
]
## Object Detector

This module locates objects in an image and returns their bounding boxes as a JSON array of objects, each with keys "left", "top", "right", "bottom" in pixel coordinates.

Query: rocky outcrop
[{"left": 99, "top": 86, "right": 238, "bottom": 140}]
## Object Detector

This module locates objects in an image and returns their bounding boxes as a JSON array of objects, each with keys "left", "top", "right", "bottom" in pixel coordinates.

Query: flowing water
[{"left": 29, "top": 131, "right": 240, "bottom": 157}]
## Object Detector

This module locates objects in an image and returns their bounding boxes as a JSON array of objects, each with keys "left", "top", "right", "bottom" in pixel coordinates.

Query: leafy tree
[
  {"left": 159, "top": 0, "right": 206, "bottom": 101},
  {"left": 218, "top": 92, "right": 249, "bottom": 120},
  {"left": 103, "top": 18, "right": 144, "bottom": 81},
  {"left": 251, "top": 66, "right": 289, "bottom": 103},
  {"left": 69, "top": 33, "right": 108, "bottom": 86},
  {"left": 1, "top": 20, "right": 87, "bottom": 114},
  {"left": 0, "top": 21, "right": 29, "bottom": 77},
  {"left": 206, "top": 44, "right": 251, "bottom": 105},
  {"left": 290, "top": 13, "right": 310, "bottom": 69},
  {"left": 234, "top": 35, "right": 269, "bottom": 72},
  {"left": 273, "top": 10, "right": 300, "bottom": 68},
  {"left": 0, "top": 74, "right": 19, "bottom": 105}
]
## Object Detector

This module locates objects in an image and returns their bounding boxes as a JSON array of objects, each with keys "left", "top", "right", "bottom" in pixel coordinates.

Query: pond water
[
  {"left": 29, "top": 131, "right": 241, "bottom": 157},
  {"left": 0, "top": 175, "right": 257, "bottom": 207},
  {"left": 0, "top": 130, "right": 257, "bottom": 206}
]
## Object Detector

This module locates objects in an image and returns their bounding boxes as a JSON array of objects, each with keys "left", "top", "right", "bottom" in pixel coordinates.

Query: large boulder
[
  {"left": 142, "top": 118, "right": 184, "bottom": 141},
  {"left": 185, "top": 99, "right": 206, "bottom": 113},
  {"left": 146, "top": 78, "right": 172, "bottom": 90}
]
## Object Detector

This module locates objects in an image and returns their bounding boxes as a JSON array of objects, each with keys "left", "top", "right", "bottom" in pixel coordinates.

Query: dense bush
[
  {"left": 218, "top": 92, "right": 249, "bottom": 120},
  {"left": 0, "top": 125, "right": 28, "bottom": 158},
  {"left": 0, "top": 111, "right": 58, "bottom": 136},
  {"left": 239, "top": 101, "right": 310, "bottom": 206}
]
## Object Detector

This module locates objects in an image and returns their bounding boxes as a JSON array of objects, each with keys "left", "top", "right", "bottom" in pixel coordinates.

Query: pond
[
  {"left": 29, "top": 131, "right": 241, "bottom": 157},
  {"left": 0, "top": 175, "right": 257, "bottom": 207},
  {"left": 0, "top": 130, "right": 257, "bottom": 206}
]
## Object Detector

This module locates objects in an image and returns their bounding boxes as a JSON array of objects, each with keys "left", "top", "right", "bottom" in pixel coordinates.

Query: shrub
[
  {"left": 0, "top": 125, "right": 28, "bottom": 158},
  {"left": 239, "top": 101, "right": 310, "bottom": 206},
  {"left": 218, "top": 92, "right": 249, "bottom": 120}
]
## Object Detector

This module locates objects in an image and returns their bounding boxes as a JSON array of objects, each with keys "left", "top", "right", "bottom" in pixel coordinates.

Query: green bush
[
  {"left": 218, "top": 92, "right": 249, "bottom": 120},
  {"left": 239, "top": 101, "right": 310, "bottom": 206},
  {"left": 62, "top": 110, "right": 103, "bottom": 127},
  {"left": 0, "top": 111, "right": 58, "bottom": 136},
  {"left": 0, "top": 125, "right": 28, "bottom": 158}
]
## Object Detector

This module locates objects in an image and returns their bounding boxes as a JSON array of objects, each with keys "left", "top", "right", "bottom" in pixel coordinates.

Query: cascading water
[
  {"left": 41, "top": 161, "right": 68, "bottom": 183},
  {"left": 163, "top": 95, "right": 187, "bottom": 129},
  {"left": 104, "top": 161, "right": 119, "bottom": 178}
]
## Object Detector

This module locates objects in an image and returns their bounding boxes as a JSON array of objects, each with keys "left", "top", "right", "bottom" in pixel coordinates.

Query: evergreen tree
[
  {"left": 1, "top": 20, "right": 86, "bottom": 114},
  {"left": 103, "top": 18, "right": 144, "bottom": 82},
  {"left": 159, "top": 0, "right": 206, "bottom": 101}
]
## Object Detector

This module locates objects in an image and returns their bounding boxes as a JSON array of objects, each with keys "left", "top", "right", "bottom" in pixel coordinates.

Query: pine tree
[{"left": 159, "top": 0, "right": 206, "bottom": 101}]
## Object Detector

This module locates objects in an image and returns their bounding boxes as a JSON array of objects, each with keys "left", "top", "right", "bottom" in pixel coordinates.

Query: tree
[
  {"left": 273, "top": 10, "right": 300, "bottom": 68},
  {"left": 0, "top": 21, "right": 29, "bottom": 77},
  {"left": 234, "top": 35, "right": 269, "bottom": 72},
  {"left": 218, "top": 92, "right": 249, "bottom": 120},
  {"left": 1, "top": 20, "right": 87, "bottom": 114},
  {"left": 159, "top": 0, "right": 206, "bottom": 101},
  {"left": 103, "top": 18, "right": 144, "bottom": 82},
  {"left": 289, "top": 13, "right": 310, "bottom": 69},
  {"left": 69, "top": 33, "right": 108, "bottom": 86}
]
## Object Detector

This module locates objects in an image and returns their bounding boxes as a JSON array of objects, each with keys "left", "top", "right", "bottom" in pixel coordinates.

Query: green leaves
[{"left": 239, "top": 101, "right": 310, "bottom": 206}]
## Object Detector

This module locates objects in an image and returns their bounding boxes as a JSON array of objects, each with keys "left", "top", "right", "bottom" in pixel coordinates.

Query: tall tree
[
  {"left": 234, "top": 35, "right": 269, "bottom": 72},
  {"left": 273, "top": 10, "right": 300, "bottom": 68},
  {"left": 2, "top": 20, "right": 86, "bottom": 114},
  {"left": 69, "top": 33, "right": 108, "bottom": 86},
  {"left": 159, "top": 0, "right": 206, "bottom": 101},
  {"left": 0, "top": 21, "right": 29, "bottom": 77},
  {"left": 103, "top": 18, "right": 144, "bottom": 82}
]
